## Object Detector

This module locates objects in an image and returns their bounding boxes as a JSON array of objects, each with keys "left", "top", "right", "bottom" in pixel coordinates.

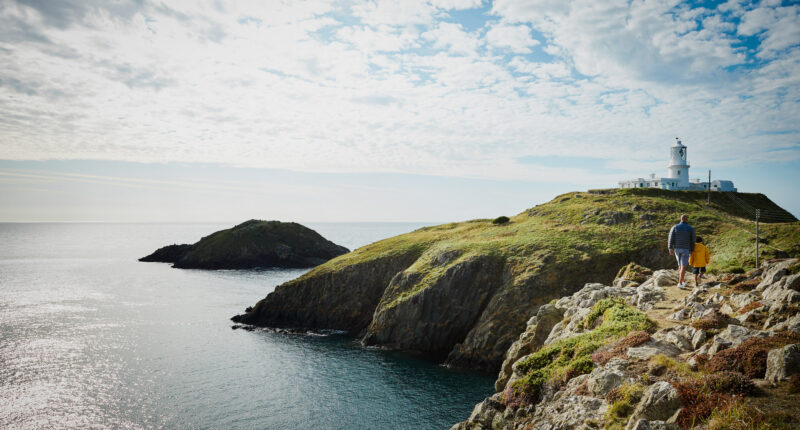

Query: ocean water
[{"left": 0, "top": 223, "right": 494, "bottom": 429}]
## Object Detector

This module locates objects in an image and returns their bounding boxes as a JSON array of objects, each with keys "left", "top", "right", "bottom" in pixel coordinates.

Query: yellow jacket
[{"left": 689, "top": 243, "right": 710, "bottom": 268}]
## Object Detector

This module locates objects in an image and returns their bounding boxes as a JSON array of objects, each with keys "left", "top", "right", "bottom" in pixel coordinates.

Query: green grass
[
  {"left": 604, "top": 383, "right": 645, "bottom": 430},
  {"left": 510, "top": 300, "right": 656, "bottom": 403},
  {"left": 290, "top": 189, "right": 799, "bottom": 308}
]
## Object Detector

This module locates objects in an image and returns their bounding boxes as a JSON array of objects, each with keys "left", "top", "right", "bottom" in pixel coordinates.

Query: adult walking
[{"left": 668, "top": 214, "right": 696, "bottom": 289}]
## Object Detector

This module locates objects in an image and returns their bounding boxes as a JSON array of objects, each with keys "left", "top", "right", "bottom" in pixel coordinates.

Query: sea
[{"left": 0, "top": 222, "right": 494, "bottom": 429}]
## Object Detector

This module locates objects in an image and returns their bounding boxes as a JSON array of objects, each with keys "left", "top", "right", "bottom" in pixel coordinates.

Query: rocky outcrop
[
  {"left": 232, "top": 252, "right": 420, "bottom": 334},
  {"left": 495, "top": 304, "right": 564, "bottom": 391},
  {"left": 140, "top": 220, "right": 349, "bottom": 269},
  {"left": 138, "top": 244, "right": 193, "bottom": 263},
  {"left": 362, "top": 254, "right": 505, "bottom": 361},
  {"left": 454, "top": 259, "right": 800, "bottom": 429}
]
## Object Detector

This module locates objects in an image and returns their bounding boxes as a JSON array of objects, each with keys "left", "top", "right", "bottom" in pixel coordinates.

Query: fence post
[
  {"left": 707, "top": 170, "right": 711, "bottom": 205},
  {"left": 755, "top": 209, "right": 760, "bottom": 268}
]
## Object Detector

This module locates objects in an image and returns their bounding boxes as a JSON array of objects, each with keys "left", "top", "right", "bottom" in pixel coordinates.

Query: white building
[{"left": 619, "top": 138, "right": 737, "bottom": 192}]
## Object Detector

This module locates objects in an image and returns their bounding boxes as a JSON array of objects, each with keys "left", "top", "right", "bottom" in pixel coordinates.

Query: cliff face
[
  {"left": 232, "top": 190, "right": 800, "bottom": 372},
  {"left": 140, "top": 220, "right": 349, "bottom": 270}
]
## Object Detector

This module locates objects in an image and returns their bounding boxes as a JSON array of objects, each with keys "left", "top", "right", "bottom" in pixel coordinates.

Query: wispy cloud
[{"left": 0, "top": 0, "right": 797, "bottom": 184}]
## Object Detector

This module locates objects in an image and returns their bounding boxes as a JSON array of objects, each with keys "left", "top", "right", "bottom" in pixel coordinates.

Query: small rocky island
[{"left": 139, "top": 220, "right": 349, "bottom": 269}]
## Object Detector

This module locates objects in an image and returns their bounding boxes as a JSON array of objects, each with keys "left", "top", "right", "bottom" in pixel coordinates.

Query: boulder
[
  {"left": 587, "top": 367, "right": 625, "bottom": 397},
  {"left": 627, "top": 340, "right": 682, "bottom": 360},
  {"left": 766, "top": 344, "right": 800, "bottom": 385},
  {"left": 691, "top": 330, "right": 707, "bottom": 350},
  {"left": 757, "top": 259, "right": 797, "bottom": 291},
  {"left": 626, "top": 382, "right": 682, "bottom": 429}
]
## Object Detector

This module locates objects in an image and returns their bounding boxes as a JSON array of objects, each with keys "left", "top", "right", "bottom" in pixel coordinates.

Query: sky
[{"left": 0, "top": 0, "right": 799, "bottom": 222}]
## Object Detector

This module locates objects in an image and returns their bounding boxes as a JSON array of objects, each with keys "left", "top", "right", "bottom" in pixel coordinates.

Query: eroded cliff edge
[{"left": 232, "top": 189, "right": 799, "bottom": 372}]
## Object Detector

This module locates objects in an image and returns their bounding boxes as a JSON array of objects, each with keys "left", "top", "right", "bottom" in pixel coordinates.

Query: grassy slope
[{"left": 287, "top": 189, "right": 799, "bottom": 309}]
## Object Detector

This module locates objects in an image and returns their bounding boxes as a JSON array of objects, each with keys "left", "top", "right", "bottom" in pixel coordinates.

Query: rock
[
  {"left": 495, "top": 304, "right": 564, "bottom": 391},
  {"left": 606, "top": 357, "right": 631, "bottom": 373},
  {"left": 668, "top": 308, "right": 691, "bottom": 322},
  {"left": 766, "top": 344, "right": 800, "bottom": 385},
  {"left": 138, "top": 243, "right": 194, "bottom": 263},
  {"left": 466, "top": 393, "right": 505, "bottom": 427},
  {"left": 720, "top": 303, "right": 735, "bottom": 315},
  {"left": 627, "top": 340, "right": 682, "bottom": 360},
  {"left": 637, "top": 283, "right": 665, "bottom": 311},
  {"left": 705, "top": 293, "right": 725, "bottom": 305},
  {"left": 652, "top": 270, "right": 679, "bottom": 288},
  {"left": 691, "top": 330, "right": 707, "bottom": 350},
  {"left": 626, "top": 382, "right": 682, "bottom": 429},
  {"left": 140, "top": 220, "right": 349, "bottom": 269},
  {"left": 730, "top": 292, "right": 758, "bottom": 309},
  {"left": 708, "top": 325, "right": 769, "bottom": 356},
  {"left": 529, "top": 393, "right": 608, "bottom": 429},
  {"left": 587, "top": 367, "right": 625, "bottom": 397},
  {"left": 771, "top": 313, "right": 800, "bottom": 332},
  {"left": 598, "top": 211, "right": 633, "bottom": 225},
  {"left": 757, "top": 259, "right": 797, "bottom": 291},
  {"left": 785, "top": 274, "right": 800, "bottom": 292},
  {"left": 629, "top": 420, "right": 678, "bottom": 430},
  {"left": 617, "top": 263, "right": 654, "bottom": 284}
]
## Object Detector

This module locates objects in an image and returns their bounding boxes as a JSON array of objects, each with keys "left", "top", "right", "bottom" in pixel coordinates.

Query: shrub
[
  {"left": 705, "top": 332, "right": 800, "bottom": 378},
  {"left": 615, "top": 262, "right": 653, "bottom": 283},
  {"left": 789, "top": 374, "right": 800, "bottom": 394},
  {"left": 691, "top": 310, "right": 729, "bottom": 331},
  {"left": 727, "top": 279, "right": 760, "bottom": 294},
  {"left": 591, "top": 331, "right": 651, "bottom": 365},
  {"left": 674, "top": 380, "right": 736, "bottom": 428},
  {"left": 737, "top": 301, "right": 763, "bottom": 315},
  {"left": 703, "top": 371, "right": 755, "bottom": 395},
  {"left": 492, "top": 216, "right": 510, "bottom": 225},
  {"left": 604, "top": 383, "right": 645, "bottom": 429}
]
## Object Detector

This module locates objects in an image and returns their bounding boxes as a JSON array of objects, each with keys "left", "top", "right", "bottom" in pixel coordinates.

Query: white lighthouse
[
  {"left": 618, "top": 138, "right": 737, "bottom": 191},
  {"left": 667, "top": 138, "right": 690, "bottom": 188}
]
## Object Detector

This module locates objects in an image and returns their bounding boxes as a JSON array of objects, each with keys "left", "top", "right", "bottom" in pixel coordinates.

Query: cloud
[
  {"left": 485, "top": 23, "right": 538, "bottom": 53},
  {"left": 421, "top": 22, "right": 479, "bottom": 55},
  {"left": 0, "top": 0, "right": 797, "bottom": 187},
  {"left": 739, "top": 5, "right": 800, "bottom": 58}
]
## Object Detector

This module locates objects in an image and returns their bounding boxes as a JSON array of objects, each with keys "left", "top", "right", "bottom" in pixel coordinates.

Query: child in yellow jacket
[{"left": 689, "top": 236, "right": 710, "bottom": 285}]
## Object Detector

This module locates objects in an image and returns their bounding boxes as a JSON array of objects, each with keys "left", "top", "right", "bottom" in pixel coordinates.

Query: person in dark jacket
[{"left": 668, "top": 214, "right": 696, "bottom": 289}]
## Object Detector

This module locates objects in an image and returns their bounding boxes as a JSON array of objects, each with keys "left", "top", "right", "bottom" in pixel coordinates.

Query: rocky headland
[
  {"left": 231, "top": 189, "right": 799, "bottom": 373},
  {"left": 139, "top": 220, "right": 349, "bottom": 269},
  {"left": 454, "top": 258, "right": 800, "bottom": 429}
]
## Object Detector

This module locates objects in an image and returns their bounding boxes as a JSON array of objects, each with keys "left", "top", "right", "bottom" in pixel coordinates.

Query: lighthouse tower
[{"left": 667, "top": 138, "right": 690, "bottom": 188}]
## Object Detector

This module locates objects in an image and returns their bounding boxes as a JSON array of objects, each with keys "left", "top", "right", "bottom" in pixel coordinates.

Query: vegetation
[
  {"left": 604, "top": 383, "right": 645, "bottom": 429},
  {"left": 591, "top": 331, "right": 651, "bottom": 366},
  {"left": 692, "top": 310, "right": 730, "bottom": 331},
  {"left": 704, "top": 332, "right": 800, "bottom": 378},
  {"left": 295, "top": 189, "right": 798, "bottom": 310},
  {"left": 492, "top": 216, "right": 510, "bottom": 225},
  {"left": 705, "top": 398, "right": 795, "bottom": 430},
  {"left": 508, "top": 300, "right": 655, "bottom": 404}
]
